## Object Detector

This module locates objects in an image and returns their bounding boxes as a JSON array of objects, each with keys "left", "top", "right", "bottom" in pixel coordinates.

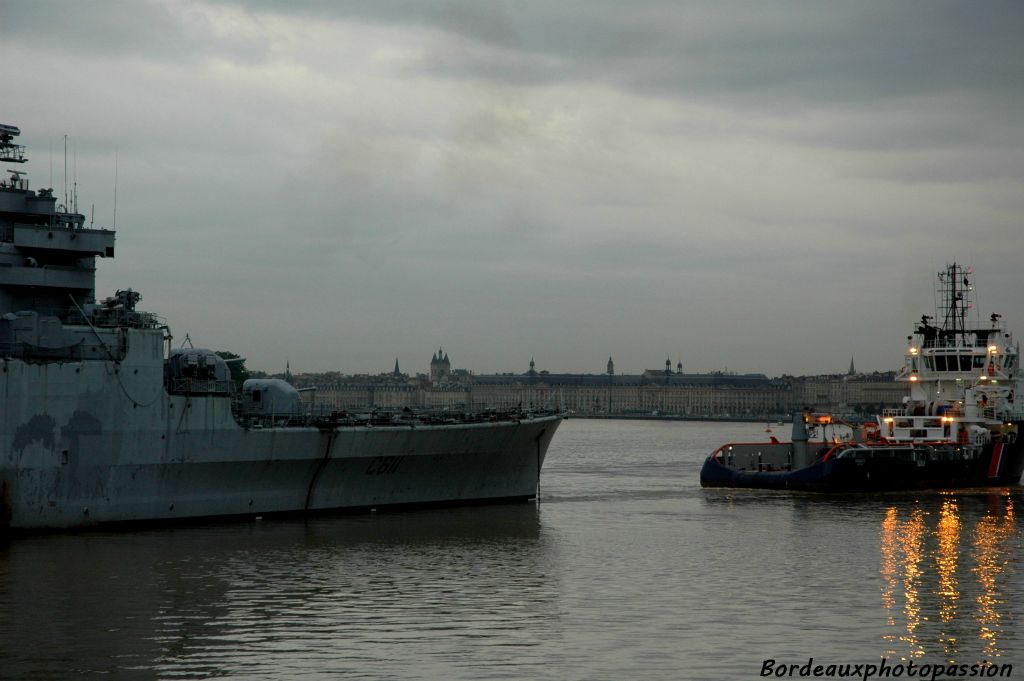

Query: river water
[{"left": 1, "top": 419, "right": 1021, "bottom": 680}]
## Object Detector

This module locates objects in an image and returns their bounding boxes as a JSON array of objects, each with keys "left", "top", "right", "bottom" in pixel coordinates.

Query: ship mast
[{"left": 936, "top": 262, "right": 972, "bottom": 344}]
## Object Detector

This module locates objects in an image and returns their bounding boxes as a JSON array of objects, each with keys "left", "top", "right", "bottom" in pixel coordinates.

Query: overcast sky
[{"left": 2, "top": 1, "right": 1022, "bottom": 376}]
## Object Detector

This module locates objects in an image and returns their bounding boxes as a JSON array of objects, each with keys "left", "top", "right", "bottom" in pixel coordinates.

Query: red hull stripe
[{"left": 987, "top": 442, "right": 1005, "bottom": 479}]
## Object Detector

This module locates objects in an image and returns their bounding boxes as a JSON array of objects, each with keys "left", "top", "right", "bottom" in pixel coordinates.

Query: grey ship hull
[
  {"left": 0, "top": 330, "right": 562, "bottom": 532},
  {"left": 0, "top": 125, "right": 563, "bottom": 533}
]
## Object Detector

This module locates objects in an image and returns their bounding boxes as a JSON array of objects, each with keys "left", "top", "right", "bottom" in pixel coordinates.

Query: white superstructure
[{"left": 884, "top": 263, "right": 1021, "bottom": 444}]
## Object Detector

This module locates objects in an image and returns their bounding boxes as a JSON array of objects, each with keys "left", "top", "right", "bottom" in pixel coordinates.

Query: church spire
[{"left": 848, "top": 356, "right": 856, "bottom": 375}]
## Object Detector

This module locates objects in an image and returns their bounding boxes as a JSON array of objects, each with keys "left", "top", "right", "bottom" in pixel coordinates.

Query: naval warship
[
  {"left": 0, "top": 124, "right": 562, "bottom": 532},
  {"left": 701, "top": 263, "right": 1023, "bottom": 492}
]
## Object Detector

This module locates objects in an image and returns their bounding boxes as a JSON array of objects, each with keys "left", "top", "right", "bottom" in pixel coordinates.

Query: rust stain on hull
[{"left": 0, "top": 479, "right": 11, "bottom": 531}]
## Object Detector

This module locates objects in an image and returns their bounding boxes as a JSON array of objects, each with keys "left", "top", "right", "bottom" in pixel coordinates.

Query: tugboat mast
[{"left": 937, "top": 262, "right": 972, "bottom": 341}]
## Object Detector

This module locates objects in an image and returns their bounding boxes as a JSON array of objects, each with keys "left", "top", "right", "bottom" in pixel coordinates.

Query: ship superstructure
[
  {"left": 887, "top": 263, "right": 1020, "bottom": 441},
  {"left": 0, "top": 125, "right": 561, "bottom": 532}
]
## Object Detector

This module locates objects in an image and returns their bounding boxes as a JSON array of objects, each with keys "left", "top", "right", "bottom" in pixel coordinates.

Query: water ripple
[{"left": 1, "top": 419, "right": 1021, "bottom": 680}]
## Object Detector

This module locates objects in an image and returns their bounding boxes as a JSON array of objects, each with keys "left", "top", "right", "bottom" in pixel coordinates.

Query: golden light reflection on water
[
  {"left": 880, "top": 506, "right": 925, "bottom": 658},
  {"left": 973, "top": 497, "right": 1014, "bottom": 659},
  {"left": 880, "top": 508, "right": 899, "bottom": 622},
  {"left": 936, "top": 499, "right": 960, "bottom": 656},
  {"left": 879, "top": 494, "right": 1018, "bottom": 663}
]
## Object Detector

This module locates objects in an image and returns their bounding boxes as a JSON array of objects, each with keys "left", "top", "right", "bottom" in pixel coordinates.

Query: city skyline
[
  {"left": 3, "top": 2, "right": 1022, "bottom": 376},
  {"left": 272, "top": 347, "right": 883, "bottom": 380}
]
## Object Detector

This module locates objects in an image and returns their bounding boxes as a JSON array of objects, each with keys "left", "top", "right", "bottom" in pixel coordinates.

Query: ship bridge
[
  {"left": 894, "top": 264, "right": 1020, "bottom": 426},
  {"left": 0, "top": 124, "right": 115, "bottom": 316}
]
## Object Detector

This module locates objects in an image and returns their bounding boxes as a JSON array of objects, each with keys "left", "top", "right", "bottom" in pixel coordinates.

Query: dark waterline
[{"left": 1, "top": 419, "right": 1021, "bottom": 680}]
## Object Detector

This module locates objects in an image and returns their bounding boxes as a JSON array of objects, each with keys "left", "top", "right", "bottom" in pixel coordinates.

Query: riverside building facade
[{"left": 288, "top": 352, "right": 907, "bottom": 420}]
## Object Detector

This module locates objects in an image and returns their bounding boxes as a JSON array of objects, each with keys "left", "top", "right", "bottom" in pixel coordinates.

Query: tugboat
[
  {"left": 0, "top": 124, "right": 562, "bottom": 532},
  {"left": 700, "top": 263, "right": 1023, "bottom": 492}
]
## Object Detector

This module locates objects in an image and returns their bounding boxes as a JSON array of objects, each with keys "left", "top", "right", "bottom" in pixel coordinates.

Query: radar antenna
[{"left": 0, "top": 123, "right": 26, "bottom": 163}]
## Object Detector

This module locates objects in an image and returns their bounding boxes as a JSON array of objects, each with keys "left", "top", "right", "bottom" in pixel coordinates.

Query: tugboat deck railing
[{"left": 921, "top": 338, "right": 1001, "bottom": 349}]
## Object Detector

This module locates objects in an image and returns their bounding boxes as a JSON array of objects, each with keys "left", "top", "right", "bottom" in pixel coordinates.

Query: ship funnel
[{"left": 792, "top": 409, "right": 811, "bottom": 468}]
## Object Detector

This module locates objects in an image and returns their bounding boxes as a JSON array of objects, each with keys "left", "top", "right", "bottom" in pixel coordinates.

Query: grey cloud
[
  {"left": 216, "top": 1, "right": 1024, "bottom": 107},
  {"left": 8, "top": 1, "right": 1024, "bottom": 108},
  {"left": 1, "top": 0, "right": 272, "bottom": 65},
  {"left": 4, "top": 0, "right": 1023, "bottom": 375}
]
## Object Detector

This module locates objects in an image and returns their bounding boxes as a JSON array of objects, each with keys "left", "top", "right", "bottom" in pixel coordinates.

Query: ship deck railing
[
  {"left": 883, "top": 406, "right": 1009, "bottom": 421},
  {"left": 883, "top": 407, "right": 966, "bottom": 417},
  {"left": 921, "top": 336, "right": 1004, "bottom": 349},
  {"left": 225, "top": 405, "right": 562, "bottom": 430},
  {"left": 167, "top": 377, "right": 234, "bottom": 395},
  {"left": 311, "top": 407, "right": 561, "bottom": 428},
  {"left": 88, "top": 309, "right": 164, "bottom": 329},
  {"left": 52, "top": 306, "right": 166, "bottom": 330},
  {"left": 825, "top": 442, "right": 981, "bottom": 463},
  {"left": 1001, "top": 407, "right": 1024, "bottom": 422},
  {"left": 239, "top": 414, "right": 308, "bottom": 429},
  {"left": 0, "top": 144, "right": 26, "bottom": 164},
  {"left": 709, "top": 441, "right": 794, "bottom": 468}
]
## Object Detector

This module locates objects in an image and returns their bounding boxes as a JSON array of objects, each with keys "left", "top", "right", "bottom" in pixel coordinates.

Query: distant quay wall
[
  {"left": 291, "top": 372, "right": 907, "bottom": 420},
  {"left": 576, "top": 414, "right": 780, "bottom": 423}
]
